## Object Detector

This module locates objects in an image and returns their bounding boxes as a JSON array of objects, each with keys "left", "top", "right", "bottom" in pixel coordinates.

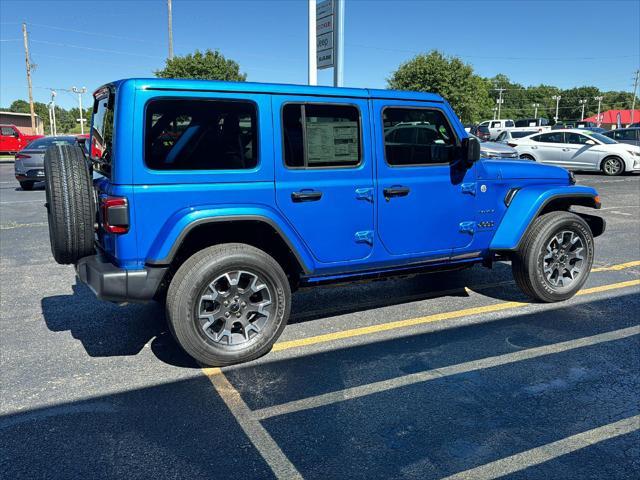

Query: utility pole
[
  {"left": 552, "top": 95, "right": 561, "bottom": 123},
  {"left": 167, "top": 0, "right": 174, "bottom": 60},
  {"left": 594, "top": 96, "right": 603, "bottom": 126},
  {"left": 72, "top": 86, "right": 87, "bottom": 134},
  {"left": 49, "top": 90, "right": 57, "bottom": 136},
  {"left": 579, "top": 99, "right": 587, "bottom": 121},
  {"left": 494, "top": 87, "right": 505, "bottom": 119},
  {"left": 22, "top": 23, "right": 36, "bottom": 134},
  {"left": 308, "top": 0, "right": 317, "bottom": 85},
  {"left": 532, "top": 103, "right": 540, "bottom": 118},
  {"left": 631, "top": 69, "right": 639, "bottom": 125},
  {"left": 492, "top": 107, "right": 498, "bottom": 120},
  {"left": 333, "top": 0, "right": 345, "bottom": 87}
]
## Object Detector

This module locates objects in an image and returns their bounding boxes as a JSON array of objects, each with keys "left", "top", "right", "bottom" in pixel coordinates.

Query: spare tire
[{"left": 44, "top": 145, "right": 95, "bottom": 264}]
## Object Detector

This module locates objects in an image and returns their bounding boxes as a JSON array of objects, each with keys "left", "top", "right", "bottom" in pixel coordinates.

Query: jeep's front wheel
[
  {"left": 512, "top": 211, "right": 594, "bottom": 302},
  {"left": 166, "top": 243, "right": 291, "bottom": 366}
]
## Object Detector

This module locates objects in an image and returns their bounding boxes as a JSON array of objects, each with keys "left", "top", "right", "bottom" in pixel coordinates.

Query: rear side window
[
  {"left": 282, "top": 103, "right": 361, "bottom": 168},
  {"left": 1, "top": 126, "right": 15, "bottom": 136},
  {"left": 512, "top": 131, "right": 537, "bottom": 138},
  {"left": 145, "top": 99, "right": 257, "bottom": 170},
  {"left": 383, "top": 107, "right": 457, "bottom": 166},
  {"left": 505, "top": 120, "right": 515, "bottom": 127},
  {"left": 534, "top": 132, "right": 564, "bottom": 143}
]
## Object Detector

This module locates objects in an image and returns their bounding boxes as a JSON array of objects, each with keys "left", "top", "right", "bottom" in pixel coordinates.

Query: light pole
[
  {"left": 594, "top": 96, "right": 604, "bottom": 126},
  {"left": 578, "top": 99, "right": 587, "bottom": 121},
  {"left": 72, "top": 86, "right": 87, "bottom": 134},
  {"left": 552, "top": 95, "right": 561, "bottom": 123},
  {"left": 492, "top": 106, "right": 498, "bottom": 120},
  {"left": 49, "top": 90, "right": 57, "bottom": 136},
  {"left": 167, "top": 0, "right": 174, "bottom": 60},
  {"left": 532, "top": 103, "right": 540, "bottom": 118}
]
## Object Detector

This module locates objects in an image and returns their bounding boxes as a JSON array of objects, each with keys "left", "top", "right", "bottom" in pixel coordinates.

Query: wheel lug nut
[
  {"left": 223, "top": 301, "right": 229, "bottom": 306},
  {"left": 224, "top": 312, "right": 230, "bottom": 317},
  {"left": 235, "top": 312, "right": 241, "bottom": 318},
  {"left": 241, "top": 302, "right": 246, "bottom": 307}
]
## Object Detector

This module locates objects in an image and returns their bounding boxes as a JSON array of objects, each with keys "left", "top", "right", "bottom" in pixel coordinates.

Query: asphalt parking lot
[{"left": 1, "top": 163, "right": 639, "bottom": 479}]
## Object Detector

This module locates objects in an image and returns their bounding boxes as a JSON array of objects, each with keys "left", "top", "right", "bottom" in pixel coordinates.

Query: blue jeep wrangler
[{"left": 43, "top": 79, "right": 604, "bottom": 366}]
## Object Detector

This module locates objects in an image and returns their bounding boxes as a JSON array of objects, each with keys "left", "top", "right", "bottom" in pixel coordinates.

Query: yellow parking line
[
  {"left": 592, "top": 260, "right": 640, "bottom": 272},
  {"left": 272, "top": 279, "right": 640, "bottom": 353}
]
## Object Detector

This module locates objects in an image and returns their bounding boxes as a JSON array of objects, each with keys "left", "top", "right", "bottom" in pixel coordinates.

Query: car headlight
[{"left": 483, "top": 152, "right": 501, "bottom": 159}]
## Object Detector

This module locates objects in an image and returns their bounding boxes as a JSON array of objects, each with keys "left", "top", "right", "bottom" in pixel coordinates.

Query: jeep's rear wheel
[
  {"left": 44, "top": 145, "right": 95, "bottom": 264},
  {"left": 166, "top": 243, "right": 291, "bottom": 366},
  {"left": 512, "top": 211, "right": 594, "bottom": 302}
]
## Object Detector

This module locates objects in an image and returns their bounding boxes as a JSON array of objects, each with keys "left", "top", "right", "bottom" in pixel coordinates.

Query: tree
[
  {"left": 155, "top": 49, "right": 247, "bottom": 81},
  {"left": 387, "top": 50, "right": 492, "bottom": 123}
]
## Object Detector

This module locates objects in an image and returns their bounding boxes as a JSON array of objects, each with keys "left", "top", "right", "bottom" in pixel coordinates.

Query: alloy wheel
[
  {"left": 197, "top": 270, "right": 274, "bottom": 346},
  {"left": 603, "top": 158, "right": 622, "bottom": 175},
  {"left": 542, "top": 230, "right": 585, "bottom": 288}
]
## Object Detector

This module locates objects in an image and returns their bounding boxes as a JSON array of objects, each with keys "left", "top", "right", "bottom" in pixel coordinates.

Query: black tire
[
  {"left": 601, "top": 156, "right": 624, "bottom": 176},
  {"left": 512, "top": 211, "right": 594, "bottom": 303},
  {"left": 166, "top": 243, "right": 291, "bottom": 366},
  {"left": 44, "top": 145, "right": 95, "bottom": 264},
  {"left": 519, "top": 154, "right": 535, "bottom": 161},
  {"left": 19, "top": 181, "right": 35, "bottom": 191}
]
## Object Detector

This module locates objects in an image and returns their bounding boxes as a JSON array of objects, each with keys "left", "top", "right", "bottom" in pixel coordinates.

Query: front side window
[
  {"left": 145, "top": 99, "right": 257, "bottom": 170},
  {"left": 383, "top": 107, "right": 457, "bottom": 166},
  {"left": 566, "top": 133, "right": 590, "bottom": 145},
  {"left": 282, "top": 103, "right": 361, "bottom": 168},
  {"left": 491, "top": 121, "right": 501, "bottom": 128}
]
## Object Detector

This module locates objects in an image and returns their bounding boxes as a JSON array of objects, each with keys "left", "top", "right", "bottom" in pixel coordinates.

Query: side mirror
[
  {"left": 13, "top": 131, "right": 20, "bottom": 138},
  {"left": 585, "top": 139, "right": 596, "bottom": 145},
  {"left": 461, "top": 136, "right": 481, "bottom": 166}
]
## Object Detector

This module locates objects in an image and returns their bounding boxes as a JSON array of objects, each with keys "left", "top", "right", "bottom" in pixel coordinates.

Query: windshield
[
  {"left": 586, "top": 132, "right": 617, "bottom": 144},
  {"left": 26, "top": 137, "right": 76, "bottom": 149},
  {"left": 91, "top": 87, "right": 115, "bottom": 174}
]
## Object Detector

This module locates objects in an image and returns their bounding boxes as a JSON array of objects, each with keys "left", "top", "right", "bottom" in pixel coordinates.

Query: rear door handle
[
  {"left": 383, "top": 186, "right": 410, "bottom": 200},
  {"left": 291, "top": 190, "right": 322, "bottom": 202}
]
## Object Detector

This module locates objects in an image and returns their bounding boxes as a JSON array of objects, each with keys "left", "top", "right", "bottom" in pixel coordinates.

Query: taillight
[
  {"left": 100, "top": 196, "right": 129, "bottom": 234},
  {"left": 15, "top": 153, "right": 31, "bottom": 159}
]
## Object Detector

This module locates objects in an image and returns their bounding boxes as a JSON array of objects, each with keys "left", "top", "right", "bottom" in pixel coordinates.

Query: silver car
[
  {"left": 470, "top": 134, "right": 519, "bottom": 159},
  {"left": 14, "top": 136, "right": 83, "bottom": 190}
]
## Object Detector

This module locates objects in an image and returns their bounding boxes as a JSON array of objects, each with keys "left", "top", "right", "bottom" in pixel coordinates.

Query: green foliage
[
  {"left": 389, "top": 50, "right": 638, "bottom": 123},
  {"left": 7, "top": 99, "right": 91, "bottom": 134},
  {"left": 388, "top": 51, "right": 492, "bottom": 123},
  {"left": 155, "top": 49, "right": 247, "bottom": 81}
]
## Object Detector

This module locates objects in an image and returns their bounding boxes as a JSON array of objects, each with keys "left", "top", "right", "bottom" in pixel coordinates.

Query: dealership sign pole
[
  {"left": 308, "top": 1, "right": 317, "bottom": 85},
  {"left": 314, "top": 0, "right": 344, "bottom": 87}
]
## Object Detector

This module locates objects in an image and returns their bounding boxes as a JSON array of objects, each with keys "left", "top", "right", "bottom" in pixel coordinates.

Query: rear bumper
[{"left": 76, "top": 254, "right": 168, "bottom": 303}]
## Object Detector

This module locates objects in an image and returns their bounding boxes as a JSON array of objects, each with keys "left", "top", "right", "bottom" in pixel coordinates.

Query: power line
[
  {"left": 27, "top": 22, "right": 162, "bottom": 45},
  {"left": 29, "top": 39, "right": 164, "bottom": 59}
]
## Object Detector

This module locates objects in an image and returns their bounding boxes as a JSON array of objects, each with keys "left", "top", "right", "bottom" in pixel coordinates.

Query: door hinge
[
  {"left": 355, "top": 187, "right": 374, "bottom": 202},
  {"left": 461, "top": 183, "right": 476, "bottom": 195},
  {"left": 354, "top": 230, "right": 374, "bottom": 245},
  {"left": 459, "top": 221, "right": 476, "bottom": 234}
]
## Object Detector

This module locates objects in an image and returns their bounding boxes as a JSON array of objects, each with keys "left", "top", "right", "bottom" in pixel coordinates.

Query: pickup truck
[
  {"left": 43, "top": 78, "right": 605, "bottom": 367},
  {"left": 0, "top": 124, "right": 44, "bottom": 154}
]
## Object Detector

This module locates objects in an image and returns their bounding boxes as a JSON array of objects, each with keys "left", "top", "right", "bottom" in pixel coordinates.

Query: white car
[
  {"left": 477, "top": 119, "right": 516, "bottom": 140},
  {"left": 510, "top": 129, "right": 640, "bottom": 176}
]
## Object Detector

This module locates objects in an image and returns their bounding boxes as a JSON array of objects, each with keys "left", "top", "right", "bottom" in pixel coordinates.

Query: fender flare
[
  {"left": 145, "top": 206, "right": 314, "bottom": 274},
  {"left": 490, "top": 185, "right": 601, "bottom": 252}
]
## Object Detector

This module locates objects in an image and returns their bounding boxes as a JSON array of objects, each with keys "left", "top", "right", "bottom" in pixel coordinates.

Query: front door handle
[
  {"left": 383, "top": 186, "right": 410, "bottom": 201},
  {"left": 291, "top": 190, "right": 322, "bottom": 202},
  {"left": 562, "top": 148, "right": 571, "bottom": 151}
]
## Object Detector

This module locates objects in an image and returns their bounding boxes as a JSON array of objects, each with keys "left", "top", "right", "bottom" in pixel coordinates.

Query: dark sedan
[
  {"left": 603, "top": 127, "right": 640, "bottom": 146},
  {"left": 14, "top": 136, "right": 84, "bottom": 190}
]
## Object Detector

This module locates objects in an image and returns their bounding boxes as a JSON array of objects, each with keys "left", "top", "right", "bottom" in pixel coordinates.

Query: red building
[{"left": 583, "top": 109, "right": 640, "bottom": 128}]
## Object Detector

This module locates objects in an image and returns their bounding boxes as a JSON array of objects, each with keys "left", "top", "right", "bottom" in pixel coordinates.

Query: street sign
[
  {"left": 317, "top": 49, "right": 334, "bottom": 69},
  {"left": 317, "top": 0, "right": 333, "bottom": 18},
  {"left": 316, "top": 32, "right": 333, "bottom": 52},
  {"left": 316, "top": 0, "right": 334, "bottom": 69}
]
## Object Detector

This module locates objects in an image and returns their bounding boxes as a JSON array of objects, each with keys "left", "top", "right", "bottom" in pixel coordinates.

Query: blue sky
[{"left": 1, "top": 0, "right": 638, "bottom": 109}]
